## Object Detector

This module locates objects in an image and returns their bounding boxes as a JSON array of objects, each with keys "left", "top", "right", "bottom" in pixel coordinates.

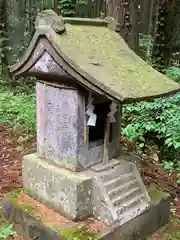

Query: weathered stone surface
[
  {"left": 3, "top": 197, "right": 64, "bottom": 240},
  {"left": 32, "top": 51, "right": 67, "bottom": 75},
  {"left": 91, "top": 159, "right": 120, "bottom": 172},
  {"left": 92, "top": 175, "right": 118, "bottom": 226},
  {"left": 35, "top": 10, "right": 65, "bottom": 34},
  {"left": 91, "top": 160, "right": 150, "bottom": 227},
  {"left": 103, "top": 196, "right": 171, "bottom": 240},
  {"left": 36, "top": 81, "right": 84, "bottom": 170},
  {"left": 22, "top": 153, "right": 92, "bottom": 220},
  {"left": 3, "top": 188, "right": 171, "bottom": 240},
  {"left": 36, "top": 81, "right": 121, "bottom": 171}
]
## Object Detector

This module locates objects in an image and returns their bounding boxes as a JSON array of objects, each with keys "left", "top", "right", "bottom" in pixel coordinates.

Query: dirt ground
[
  {"left": 0, "top": 125, "right": 23, "bottom": 197},
  {"left": 0, "top": 124, "right": 179, "bottom": 240}
]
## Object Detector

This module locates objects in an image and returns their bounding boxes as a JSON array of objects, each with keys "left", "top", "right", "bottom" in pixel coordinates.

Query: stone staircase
[{"left": 91, "top": 159, "right": 150, "bottom": 227}]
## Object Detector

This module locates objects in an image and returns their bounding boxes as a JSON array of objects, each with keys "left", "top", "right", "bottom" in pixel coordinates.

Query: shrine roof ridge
[{"left": 63, "top": 17, "right": 108, "bottom": 26}]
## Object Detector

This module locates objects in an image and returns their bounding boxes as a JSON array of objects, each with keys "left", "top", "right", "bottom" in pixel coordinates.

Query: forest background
[{"left": 0, "top": 1, "right": 180, "bottom": 238}]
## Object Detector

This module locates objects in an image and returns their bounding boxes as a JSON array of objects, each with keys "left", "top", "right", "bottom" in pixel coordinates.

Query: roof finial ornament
[{"left": 35, "top": 9, "right": 66, "bottom": 34}]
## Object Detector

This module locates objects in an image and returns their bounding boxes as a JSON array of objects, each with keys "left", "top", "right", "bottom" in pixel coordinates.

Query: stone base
[
  {"left": 3, "top": 188, "right": 171, "bottom": 240},
  {"left": 22, "top": 153, "right": 92, "bottom": 220}
]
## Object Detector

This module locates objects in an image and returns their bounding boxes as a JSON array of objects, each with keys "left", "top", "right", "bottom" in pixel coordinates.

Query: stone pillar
[
  {"left": 36, "top": 81, "right": 84, "bottom": 171},
  {"left": 22, "top": 81, "right": 92, "bottom": 220}
]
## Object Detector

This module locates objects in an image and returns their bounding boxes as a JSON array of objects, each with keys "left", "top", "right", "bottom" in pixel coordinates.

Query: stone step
[
  {"left": 104, "top": 173, "right": 135, "bottom": 191},
  {"left": 100, "top": 163, "right": 132, "bottom": 183},
  {"left": 115, "top": 199, "right": 148, "bottom": 227},
  {"left": 108, "top": 179, "right": 138, "bottom": 200},
  {"left": 122, "top": 194, "right": 146, "bottom": 210},
  {"left": 115, "top": 193, "right": 146, "bottom": 216},
  {"left": 112, "top": 187, "right": 142, "bottom": 207},
  {"left": 91, "top": 159, "right": 120, "bottom": 172}
]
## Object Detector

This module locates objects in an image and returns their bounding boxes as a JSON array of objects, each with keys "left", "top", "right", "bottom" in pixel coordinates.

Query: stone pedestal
[
  {"left": 22, "top": 153, "right": 92, "bottom": 220},
  {"left": 22, "top": 152, "right": 152, "bottom": 226},
  {"left": 3, "top": 186, "right": 171, "bottom": 240}
]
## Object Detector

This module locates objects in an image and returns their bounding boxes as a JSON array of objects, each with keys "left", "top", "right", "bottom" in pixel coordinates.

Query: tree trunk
[
  {"left": 129, "top": 0, "right": 140, "bottom": 53},
  {"left": 106, "top": 0, "right": 139, "bottom": 52},
  {"left": 5, "top": 0, "right": 29, "bottom": 65},
  {"left": 0, "top": 0, "right": 8, "bottom": 79},
  {"left": 152, "top": 0, "right": 180, "bottom": 69}
]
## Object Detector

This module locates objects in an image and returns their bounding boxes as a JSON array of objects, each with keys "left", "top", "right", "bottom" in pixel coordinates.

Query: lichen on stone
[
  {"left": 7, "top": 189, "right": 35, "bottom": 214},
  {"left": 11, "top": 10, "right": 180, "bottom": 103},
  {"left": 50, "top": 22, "right": 180, "bottom": 102},
  {"left": 7, "top": 188, "right": 24, "bottom": 200},
  {"left": 147, "top": 184, "right": 170, "bottom": 204},
  {"left": 35, "top": 9, "right": 65, "bottom": 34},
  {"left": 57, "top": 226, "right": 98, "bottom": 240}
]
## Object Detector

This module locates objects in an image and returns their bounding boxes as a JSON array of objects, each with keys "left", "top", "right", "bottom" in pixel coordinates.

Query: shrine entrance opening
[{"left": 88, "top": 101, "right": 113, "bottom": 148}]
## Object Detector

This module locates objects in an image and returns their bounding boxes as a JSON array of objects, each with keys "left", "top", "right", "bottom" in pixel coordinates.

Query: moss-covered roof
[{"left": 11, "top": 10, "right": 180, "bottom": 103}]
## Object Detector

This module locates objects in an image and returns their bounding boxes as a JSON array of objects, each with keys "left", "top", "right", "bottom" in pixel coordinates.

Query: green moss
[
  {"left": 13, "top": 16, "right": 180, "bottom": 103},
  {"left": 51, "top": 23, "right": 180, "bottom": 102},
  {"left": 0, "top": 208, "right": 9, "bottom": 226},
  {"left": 55, "top": 226, "right": 98, "bottom": 240},
  {"left": 147, "top": 184, "right": 170, "bottom": 204},
  {"left": 7, "top": 189, "right": 35, "bottom": 214},
  {"left": 7, "top": 188, "right": 24, "bottom": 201},
  {"left": 149, "top": 215, "right": 180, "bottom": 240}
]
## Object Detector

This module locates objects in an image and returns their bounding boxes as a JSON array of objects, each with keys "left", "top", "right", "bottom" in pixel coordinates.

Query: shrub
[
  {"left": 0, "top": 90, "right": 35, "bottom": 133},
  {"left": 122, "top": 68, "right": 180, "bottom": 172}
]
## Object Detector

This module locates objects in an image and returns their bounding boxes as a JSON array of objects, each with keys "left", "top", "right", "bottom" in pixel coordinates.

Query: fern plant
[{"left": 0, "top": 224, "right": 16, "bottom": 240}]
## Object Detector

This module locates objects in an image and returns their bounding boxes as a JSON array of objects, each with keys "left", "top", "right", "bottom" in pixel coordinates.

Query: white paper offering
[
  {"left": 86, "top": 93, "right": 97, "bottom": 126},
  {"left": 87, "top": 113, "right": 97, "bottom": 126},
  {"left": 86, "top": 104, "right": 95, "bottom": 116},
  {"left": 108, "top": 102, "right": 118, "bottom": 123}
]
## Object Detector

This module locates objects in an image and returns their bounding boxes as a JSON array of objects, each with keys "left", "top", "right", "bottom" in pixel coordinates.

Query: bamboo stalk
[
  {"left": 103, "top": 116, "right": 110, "bottom": 165},
  {"left": 43, "top": 83, "right": 48, "bottom": 146},
  {"left": 83, "top": 95, "right": 88, "bottom": 145},
  {"left": 84, "top": 126, "right": 87, "bottom": 144}
]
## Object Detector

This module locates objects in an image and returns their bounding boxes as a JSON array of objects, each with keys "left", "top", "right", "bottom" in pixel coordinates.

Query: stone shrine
[{"left": 5, "top": 9, "right": 180, "bottom": 240}]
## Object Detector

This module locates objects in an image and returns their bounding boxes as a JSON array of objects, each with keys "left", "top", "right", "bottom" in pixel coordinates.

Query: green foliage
[
  {"left": 164, "top": 159, "right": 180, "bottom": 172},
  {"left": 58, "top": 0, "right": 76, "bottom": 17},
  {"left": 177, "top": 173, "right": 180, "bottom": 183},
  {"left": 0, "top": 22, "right": 8, "bottom": 56},
  {"left": 123, "top": 93, "right": 180, "bottom": 148},
  {"left": 0, "top": 28, "right": 35, "bottom": 92},
  {"left": 122, "top": 68, "right": 180, "bottom": 173},
  {"left": 0, "top": 90, "right": 36, "bottom": 133},
  {"left": 76, "top": 0, "right": 88, "bottom": 4},
  {"left": 0, "top": 224, "right": 16, "bottom": 240},
  {"left": 163, "top": 67, "right": 180, "bottom": 83},
  {"left": 0, "top": 74, "right": 35, "bottom": 94},
  {"left": 139, "top": 34, "right": 154, "bottom": 61}
]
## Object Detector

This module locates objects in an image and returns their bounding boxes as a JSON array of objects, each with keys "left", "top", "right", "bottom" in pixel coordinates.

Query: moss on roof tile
[
  {"left": 11, "top": 11, "right": 180, "bottom": 103},
  {"left": 49, "top": 22, "right": 180, "bottom": 102}
]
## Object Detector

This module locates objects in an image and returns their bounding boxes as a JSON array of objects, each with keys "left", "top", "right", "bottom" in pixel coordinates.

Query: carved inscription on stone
[{"left": 36, "top": 82, "right": 80, "bottom": 168}]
